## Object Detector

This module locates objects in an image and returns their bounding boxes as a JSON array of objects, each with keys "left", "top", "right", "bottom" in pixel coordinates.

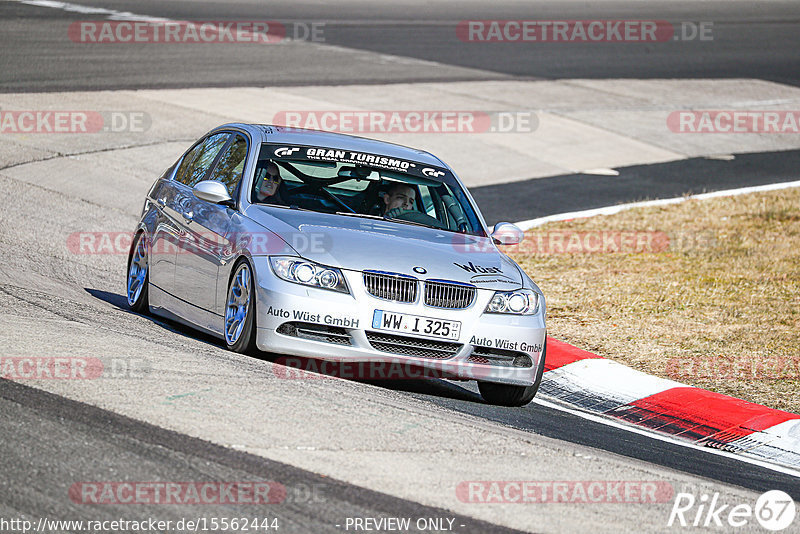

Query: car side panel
[
  {"left": 173, "top": 185, "right": 229, "bottom": 314},
  {"left": 148, "top": 180, "right": 181, "bottom": 295}
]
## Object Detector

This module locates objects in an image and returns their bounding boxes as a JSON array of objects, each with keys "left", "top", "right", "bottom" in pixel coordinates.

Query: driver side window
[
  {"left": 208, "top": 134, "right": 248, "bottom": 196},
  {"left": 174, "top": 133, "right": 230, "bottom": 188}
]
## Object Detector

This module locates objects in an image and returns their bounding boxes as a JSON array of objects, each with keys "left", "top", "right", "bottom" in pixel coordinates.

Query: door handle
[
  {"left": 182, "top": 211, "right": 193, "bottom": 223},
  {"left": 157, "top": 197, "right": 166, "bottom": 207}
]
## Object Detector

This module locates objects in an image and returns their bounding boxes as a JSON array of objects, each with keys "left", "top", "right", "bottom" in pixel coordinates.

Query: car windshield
[{"left": 251, "top": 143, "right": 486, "bottom": 236}]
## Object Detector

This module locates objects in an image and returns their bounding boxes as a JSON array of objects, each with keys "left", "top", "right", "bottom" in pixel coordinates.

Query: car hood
[{"left": 244, "top": 206, "right": 523, "bottom": 290}]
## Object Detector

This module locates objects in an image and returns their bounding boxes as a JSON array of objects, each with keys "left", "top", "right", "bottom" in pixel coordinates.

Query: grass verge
[{"left": 509, "top": 187, "right": 800, "bottom": 413}]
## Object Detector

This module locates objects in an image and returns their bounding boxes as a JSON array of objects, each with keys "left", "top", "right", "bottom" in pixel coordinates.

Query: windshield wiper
[
  {"left": 389, "top": 218, "right": 439, "bottom": 230},
  {"left": 335, "top": 212, "right": 385, "bottom": 220},
  {"left": 334, "top": 211, "right": 441, "bottom": 230},
  {"left": 258, "top": 203, "right": 315, "bottom": 212}
]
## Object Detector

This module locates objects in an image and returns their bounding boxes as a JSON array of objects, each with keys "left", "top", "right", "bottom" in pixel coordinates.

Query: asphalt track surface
[
  {"left": 473, "top": 148, "right": 800, "bottom": 224},
  {"left": 383, "top": 380, "right": 800, "bottom": 500},
  {"left": 0, "top": 379, "right": 522, "bottom": 534},
  {"left": 2, "top": 0, "right": 800, "bottom": 91},
  {"left": 2, "top": 0, "right": 800, "bottom": 531}
]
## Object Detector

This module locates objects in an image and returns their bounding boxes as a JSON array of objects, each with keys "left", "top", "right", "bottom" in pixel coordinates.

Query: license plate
[{"left": 372, "top": 310, "right": 461, "bottom": 341}]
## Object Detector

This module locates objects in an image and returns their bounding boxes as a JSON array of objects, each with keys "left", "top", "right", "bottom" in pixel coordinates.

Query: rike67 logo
[{"left": 668, "top": 490, "right": 796, "bottom": 531}]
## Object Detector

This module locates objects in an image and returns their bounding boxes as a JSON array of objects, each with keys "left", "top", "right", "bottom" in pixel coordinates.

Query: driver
[
  {"left": 254, "top": 161, "right": 285, "bottom": 205},
  {"left": 381, "top": 183, "right": 417, "bottom": 218}
]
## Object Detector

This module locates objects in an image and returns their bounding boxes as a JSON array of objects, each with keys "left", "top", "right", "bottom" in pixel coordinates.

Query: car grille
[
  {"left": 365, "top": 331, "right": 462, "bottom": 359},
  {"left": 363, "top": 271, "right": 417, "bottom": 302},
  {"left": 276, "top": 322, "right": 353, "bottom": 345},
  {"left": 468, "top": 346, "right": 532, "bottom": 367},
  {"left": 424, "top": 280, "right": 476, "bottom": 309}
]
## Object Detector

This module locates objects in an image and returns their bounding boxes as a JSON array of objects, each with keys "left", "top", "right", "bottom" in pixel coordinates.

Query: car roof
[{"left": 214, "top": 123, "right": 450, "bottom": 169}]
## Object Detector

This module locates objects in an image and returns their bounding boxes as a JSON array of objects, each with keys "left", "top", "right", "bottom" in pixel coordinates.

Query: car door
[
  {"left": 148, "top": 173, "right": 180, "bottom": 296},
  {"left": 148, "top": 138, "right": 219, "bottom": 296},
  {"left": 164, "top": 133, "right": 231, "bottom": 305},
  {"left": 174, "top": 133, "right": 249, "bottom": 315}
]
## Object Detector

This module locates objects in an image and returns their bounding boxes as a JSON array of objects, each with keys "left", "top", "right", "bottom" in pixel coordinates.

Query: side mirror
[
  {"left": 491, "top": 222, "right": 524, "bottom": 245},
  {"left": 193, "top": 180, "right": 234, "bottom": 206}
]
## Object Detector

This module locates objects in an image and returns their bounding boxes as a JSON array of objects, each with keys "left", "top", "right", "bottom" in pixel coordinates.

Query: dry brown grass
[{"left": 509, "top": 187, "right": 800, "bottom": 413}]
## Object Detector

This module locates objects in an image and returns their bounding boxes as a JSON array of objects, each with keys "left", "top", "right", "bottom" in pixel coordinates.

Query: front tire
[
  {"left": 478, "top": 337, "right": 547, "bottom": 407},
  {"left": 224, "top": 259, "right": 258, "bottom": 354},
  {"left": 126, "top": 232, "right": 149, "bottom": 313}
]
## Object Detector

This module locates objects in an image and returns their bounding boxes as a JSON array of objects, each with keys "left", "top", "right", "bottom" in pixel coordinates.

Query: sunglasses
[{"left": 261, "top": 171, "right": 280, "bottom": 184}]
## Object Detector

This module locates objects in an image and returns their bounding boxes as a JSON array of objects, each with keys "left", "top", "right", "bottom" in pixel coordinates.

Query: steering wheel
[
  {"left": 285, "top": 184, "right": 356, "bottom": 213},
  {"left": 390, "top": 209, "right": 449, "bottom": 230}
]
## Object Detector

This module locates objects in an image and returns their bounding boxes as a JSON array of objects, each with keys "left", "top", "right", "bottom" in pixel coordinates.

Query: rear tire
[
  {"left": 126, "top": 232, "right": 149, "bottom": 313},
  {"left": 224, "top": 259, "right": 258, "bottom": 354},
  {"left": 478, "top": 337, "right": 547, "bottom": 407}
]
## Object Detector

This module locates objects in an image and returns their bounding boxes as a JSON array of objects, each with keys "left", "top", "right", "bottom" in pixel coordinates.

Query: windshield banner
[{"left": 261, "top": 143, "right": 453, "bottom": 180}]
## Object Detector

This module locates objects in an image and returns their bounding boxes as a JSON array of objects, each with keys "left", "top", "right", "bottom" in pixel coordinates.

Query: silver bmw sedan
[{"left": 127, "top": 123, "right": 546, "bottom": 406}]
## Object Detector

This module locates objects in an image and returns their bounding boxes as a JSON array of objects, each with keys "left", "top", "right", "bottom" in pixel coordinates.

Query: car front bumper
[{"left": 251, "top": 258, "right": 546, "bottom": 386}]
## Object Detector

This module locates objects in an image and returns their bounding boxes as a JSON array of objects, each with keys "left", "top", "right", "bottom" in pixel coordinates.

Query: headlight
[
  {"left": 485, "top": 289, "right": 540, "bottom": 315},
  {"left": 269, "top": 257, "right": 349, "bottom": 293}
]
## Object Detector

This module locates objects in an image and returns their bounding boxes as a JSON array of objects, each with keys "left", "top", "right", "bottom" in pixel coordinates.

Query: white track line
[
  {"left": 12, "top": 0, "right": 170, "bottom": 21},
  {"left": 10, "top": 0, "right": 476, "bottom": 71},
  {"left": 515, "top": 179, "right": 800, "bottom": 230}
]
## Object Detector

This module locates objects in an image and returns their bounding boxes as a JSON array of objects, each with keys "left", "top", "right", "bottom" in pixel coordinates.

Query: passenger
[
  {"left": 381, "top": 183, "right": 417, "bottom": 218},
  {"left": 254, "top": 161, "right": 285, "bottom": 204}
]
